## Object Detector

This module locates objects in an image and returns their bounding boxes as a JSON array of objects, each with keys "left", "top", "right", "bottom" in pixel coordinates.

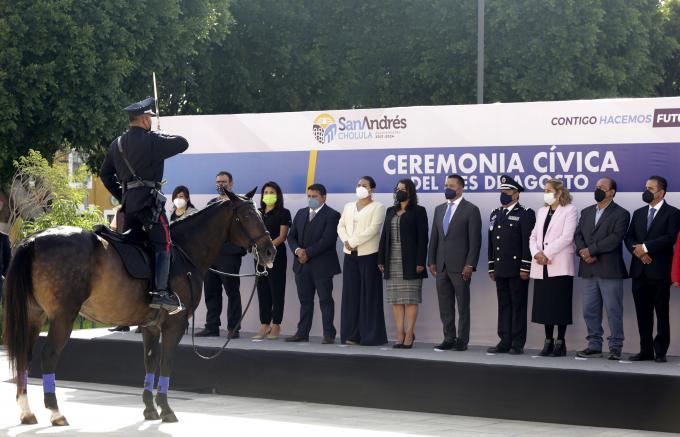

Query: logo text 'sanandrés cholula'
[{"left": 338, "top": 115, "right": 408, "bottom": 131}]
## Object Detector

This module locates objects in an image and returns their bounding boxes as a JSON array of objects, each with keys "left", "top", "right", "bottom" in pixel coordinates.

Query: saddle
[{"left": 92, "top": 224, "right": 152, "bottom": 280}]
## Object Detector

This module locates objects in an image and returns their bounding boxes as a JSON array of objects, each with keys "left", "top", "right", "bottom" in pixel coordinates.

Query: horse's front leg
[
  {"left": 42, "top": 314, "right": 77, "bottom": 426},
  {"left": 141, "top": 326, "right": 161, "bottom": 420},
  {"left": 156, "top": 317, "right": 187, "bottom": 423}
]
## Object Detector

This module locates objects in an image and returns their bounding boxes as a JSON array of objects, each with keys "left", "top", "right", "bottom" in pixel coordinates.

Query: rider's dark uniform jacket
[{"left": 100, "top": 127, "right": 188, "bottom": 216}]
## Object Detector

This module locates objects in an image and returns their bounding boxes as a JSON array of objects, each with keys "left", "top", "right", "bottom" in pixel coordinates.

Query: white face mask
[
  {"left": 543, "top": 192, "right": 556, "bottom": 205},
  {"left": 356, "top": 186, "right": 370, "bottom": 199},
  {"left": 173, "top": 198, "right": 187, "bottom": 209}
]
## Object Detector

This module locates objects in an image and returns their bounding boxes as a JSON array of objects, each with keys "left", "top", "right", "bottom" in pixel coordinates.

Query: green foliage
[
  {"left": 658, "top": 0, "right": 680, "bottom": 96},
  {"left": 0, "top": 0, "right": 232, "bottom": 185},
  {"left": 12, "top": 149, "right": 105, "bottom": 240},
  {"left": 189, "top": 0, "right": 677, "bottom": 115}
]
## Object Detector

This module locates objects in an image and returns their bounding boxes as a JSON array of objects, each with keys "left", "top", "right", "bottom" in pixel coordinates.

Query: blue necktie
[
  {"left": 647, "top": 207, "right": 655, "bottom": 231},
  {"left": 443, "top": 202, "right": 454, "bottom": 235}
]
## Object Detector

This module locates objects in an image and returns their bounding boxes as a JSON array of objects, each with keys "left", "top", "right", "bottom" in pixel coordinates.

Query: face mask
[
  {"left": 500, "top": 192, "right": 513, "bottom": 206},
  {"left": 642, "top": 190, "right": 655, "bottom": 204},
  {"left": 216, "top": 183, "right": 227, "bottom": 195},
  {"left": 444, "top": 188, "right": 457, "bottom": 200},
  {"left": 395, "top": 190, "right": 409, "bottom": 203},
  {"left": 173, "top": 198, "right": 187, "bottom": 209},
  {"left": 262, "top": 194, "right": 277, "bottom": 206},
  {"left": 356, "top": 186, "right": 370, "bottom": 199},
  {"left": 543, "top": 192, "right": 556, "bottom": 205},
  {"left": 308, "top": 197, "right": 320, "bottom": 209},
  {"left": 594, "top": 188, "right": 606, "bottom": 203}
]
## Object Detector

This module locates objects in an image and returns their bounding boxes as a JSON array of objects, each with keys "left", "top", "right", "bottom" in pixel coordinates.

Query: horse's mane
[{"left": 169, "top": 195, "right": 253, "bottom": 234}]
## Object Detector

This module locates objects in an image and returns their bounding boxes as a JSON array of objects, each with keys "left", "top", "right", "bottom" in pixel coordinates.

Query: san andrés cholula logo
[{"left": 313, "top": 112, "right": 408, "bottom": 144}]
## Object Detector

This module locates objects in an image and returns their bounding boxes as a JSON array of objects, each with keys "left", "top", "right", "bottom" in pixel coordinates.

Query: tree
[
  {"left": 189, "top": 0, "right": 677, "bottom": 114},
  {"left": 657, "top": 0, "right": 680, "bottom": 96},
  {"left": 0, "top": 0, "right": 232, "bottom": 186}
]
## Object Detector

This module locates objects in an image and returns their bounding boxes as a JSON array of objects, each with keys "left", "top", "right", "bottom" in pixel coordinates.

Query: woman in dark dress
[
  {"left": 253, "top": 181, "right": 291, "bottom": 340},
  {"left": 378, "top": 179, "right": 428, "bottom": 349}
]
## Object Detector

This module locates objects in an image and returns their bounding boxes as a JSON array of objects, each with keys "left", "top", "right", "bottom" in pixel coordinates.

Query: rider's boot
[{"left": 149, "top": 250, "right": 184, "bottom": 315}]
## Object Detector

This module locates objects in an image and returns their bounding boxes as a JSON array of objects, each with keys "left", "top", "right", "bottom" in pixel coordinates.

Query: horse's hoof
[
  {"left": 51, "top": 415, "right": 69, "bottom": 426},
  {"left": 161, "top": 412, "right": 178, "bottom": 423},
  {"left": 144, "top": 408, "right": 161, "bottom": 420},
  {"left": 20, "top": 413, "right": 38, "bottom": 425}
]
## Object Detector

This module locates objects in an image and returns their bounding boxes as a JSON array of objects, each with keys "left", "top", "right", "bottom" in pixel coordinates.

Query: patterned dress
[{"left": 385, "top": 214, "right": 423, "bottom": 304}]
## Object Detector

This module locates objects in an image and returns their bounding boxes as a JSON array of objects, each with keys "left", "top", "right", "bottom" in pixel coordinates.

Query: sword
[{"left": 152, "top": 72, "right": 160, "bottom": 131}]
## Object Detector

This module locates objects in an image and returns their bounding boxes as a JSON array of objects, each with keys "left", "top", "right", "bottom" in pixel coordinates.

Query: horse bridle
[{"left": 230, "top": 200, "right": 271, "bottom": 276}]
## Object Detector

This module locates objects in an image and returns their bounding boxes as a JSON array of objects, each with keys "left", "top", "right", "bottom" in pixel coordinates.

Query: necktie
[
  {"left": 443, "top": 202, "right": 454, "bottom": 235},
  {"left": 647, "top": 207, "right": 655, "bottom": 231},
  {"left": 309, "top": 209, "right": 316, "bottom": 222}
]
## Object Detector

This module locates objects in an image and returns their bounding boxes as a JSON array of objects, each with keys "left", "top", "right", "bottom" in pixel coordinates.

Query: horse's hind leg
[
  {"left": 142, "top": 326, "right": 161, "bottom": 420},
  {"left": 17, "top": 322, "right": 41, "bottom": 425},
  {"left": 41, "top": 312, "right": 78, "bottom": 426},
  {"left": 156, "top": 318, "right": 187, "bottom": 423}
]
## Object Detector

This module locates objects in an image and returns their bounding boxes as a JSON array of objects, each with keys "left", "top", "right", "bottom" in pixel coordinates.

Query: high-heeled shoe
[
  {"left": 402, "top": 333, "right": 415, "bottom": 349},
  {"left": 252, "top": 326, "right": 271, "bottom": 340},
  {"left": 266, "top": 325, "right": 280, "bottom": 340}
]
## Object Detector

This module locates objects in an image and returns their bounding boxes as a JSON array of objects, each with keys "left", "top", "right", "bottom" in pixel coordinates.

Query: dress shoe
[
  {"left": 576, "top": 347, "right": 603, "bottom": 358},
  {"left": 509, "top": 347, "right": 524, "bottom": 355},
  {"left": 538, "top": 338, "right": 554, "bottom": 356},
  {"left": 454, "top": 340, "right": 468, "bottom": 351},
  {"left": 195, "top": 328, "right": 220, "bottom": 337},
  {"left": 392, "top": 343, "right": 404, "bottom": 349},
  {"left": 252, "top": 327, "right": 271, "bottom": 340},
  {"left": 285, "top": 335, "right": 309, "bottom": 342},
  {"left": 655, "top": 356, "right": 668, "bottom": 363},
  {"left": 322, "top": 336, "right": 335, "bottom": 344},
  {"left": 434, "top": 341, "right": 455, "bottom": 351},
  {"left": 108, "top": 325, "right": 129, "bottom": 332},
  {"left": 343, "top": 340, "right": 358, "bottom": 345},
  {"left": 608, "top": 348, "right": 622, "bottom": 361},
  {"left": 227, "top": 330, "right": 240, "bottom": 339},
  {"left": 487, "top": 344, "right": 510, "bottom": 353},
  {"left": 550, "top": 339, "right": 567, "bottom": 357},
  {"left": 629, "top": 352, "right": 654, "bottom": 361}
]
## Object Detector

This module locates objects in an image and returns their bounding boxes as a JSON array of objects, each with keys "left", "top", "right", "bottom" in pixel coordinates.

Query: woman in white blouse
[{"left": 337, "top": 176, "right": 388, "bottom": 346}]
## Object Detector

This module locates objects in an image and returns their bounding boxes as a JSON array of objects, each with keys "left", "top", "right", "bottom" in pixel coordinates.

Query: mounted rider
[{"left": 100, "top": 97, "right": 188, "bottom": 314}]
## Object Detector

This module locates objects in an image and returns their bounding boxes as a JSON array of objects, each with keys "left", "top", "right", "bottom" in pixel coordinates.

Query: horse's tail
[{"left": 2, "top": 239, "right": 36, "bottom": 383}]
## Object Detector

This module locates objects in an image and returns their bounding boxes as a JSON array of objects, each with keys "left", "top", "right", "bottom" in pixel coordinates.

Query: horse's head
[{"left": 224, "top": 187, "right": 276, "bottom": 268}]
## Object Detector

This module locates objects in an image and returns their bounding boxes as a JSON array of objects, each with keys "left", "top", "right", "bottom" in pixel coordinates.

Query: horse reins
[{"left": 173, "top": 240, "right": 269, "bottom": 360}]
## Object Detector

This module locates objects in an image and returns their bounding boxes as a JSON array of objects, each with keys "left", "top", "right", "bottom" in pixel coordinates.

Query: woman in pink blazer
[{"left": 529, "top": 179, "right": 578, "bottom": 357}]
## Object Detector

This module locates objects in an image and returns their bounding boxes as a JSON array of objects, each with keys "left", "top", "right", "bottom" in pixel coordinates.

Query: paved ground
[{"left": 0, "top": 349, "right": 674, "bottom": 436}]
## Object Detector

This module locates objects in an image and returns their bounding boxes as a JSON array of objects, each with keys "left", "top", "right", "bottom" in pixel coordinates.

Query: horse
[{"left": 2, "top": 188, "right": 276, "bottom": 425}]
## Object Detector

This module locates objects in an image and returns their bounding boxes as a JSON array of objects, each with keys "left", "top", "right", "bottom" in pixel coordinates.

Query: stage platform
[{"left": 29, "top": 328, "right": 680, "bottom": 433}]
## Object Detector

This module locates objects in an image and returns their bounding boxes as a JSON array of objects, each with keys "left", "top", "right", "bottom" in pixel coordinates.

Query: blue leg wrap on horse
[
  {"left": 158, "top": 376, "right": 170, "bottom": 394},
  {"left": 43, "top": 373, "right": 56, "bottom": 394},
  {"left": 144, "top": 373, "right": 155, "bottom": 392},
  {"left": 22, "top": 371, "right": 28, "bottom": 387}
]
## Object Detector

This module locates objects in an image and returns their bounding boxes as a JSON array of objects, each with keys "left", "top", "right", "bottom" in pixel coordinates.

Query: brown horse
[{"left": 2, "top": 189, "right": 275, "bottom": 425}]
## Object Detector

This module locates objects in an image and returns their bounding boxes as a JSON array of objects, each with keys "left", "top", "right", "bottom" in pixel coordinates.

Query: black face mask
[
  {"left": 216, "top": 184, "right": 227, "bottom": 195},
  {"left": 395, "top": 190, "right": 409, "bottom": 203},
  {"left": 594, "top": 188, "right": 606, "bottom": 203},
  {"left": 444, "top": 188, "right": 457, "bottom": 200},
  {"left": 642, "top": 190, "right": 654, "bottom": 204},
  {"left": 500, "top": 192, "right": 513, "bottom": 206}
]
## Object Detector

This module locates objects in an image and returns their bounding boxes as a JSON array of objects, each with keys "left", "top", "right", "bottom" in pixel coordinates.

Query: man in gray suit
[
  {"left": 574, "top": 177, "right": 630, "bottom": 361},
  {"left": 428, "top": 174, "right": 482, "bottom": 351}
]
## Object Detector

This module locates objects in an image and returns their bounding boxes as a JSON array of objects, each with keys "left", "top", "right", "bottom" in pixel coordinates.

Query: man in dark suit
[
  {"left": 487, "top": 176, "right": 535, "bottom": 355},
  {"left": 286, "top": 183, "right": 342, "bottom": 344},
  {"left": 625, "top": 175, "right": 680, "bottom": 362},
  {"left": 574, "top": 177, "right": 630, "bottom": 361},
  {"left": 0, "top": 231, "right": 10, "bottom": 303},
  {"left": 428, "top": 174, "right": 482, "bottom": 351},
  {"left": 196, "top": 171, "right": 247, "bottom": 338}
]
